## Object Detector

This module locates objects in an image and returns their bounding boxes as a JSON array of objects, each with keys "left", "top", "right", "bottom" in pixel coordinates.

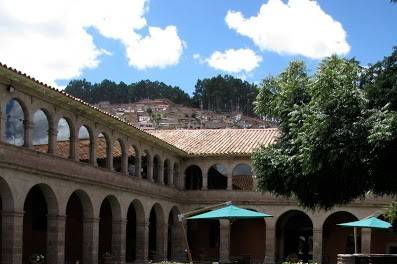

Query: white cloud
[
  {"left": 205, "top": 48, "right": 262, "bottom": 73},
  {"left": 225, "top": 0, "right": 350, "bottom": 59},
  {"left": 0, "top": 0, "right": 184, "bottom": 87}
]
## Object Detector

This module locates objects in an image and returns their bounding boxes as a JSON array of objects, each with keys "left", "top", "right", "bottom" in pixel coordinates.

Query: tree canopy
[{"left": 252, "top": 48, "right": 397, "bottom": 209}]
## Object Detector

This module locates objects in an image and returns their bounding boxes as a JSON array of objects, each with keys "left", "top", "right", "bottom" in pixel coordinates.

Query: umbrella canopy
[
  {"left": 337, "top": 216, "right": 392, "bottom": 229},
  {"left": 188, "top": 204, "right": 272, "bottom": 220}
]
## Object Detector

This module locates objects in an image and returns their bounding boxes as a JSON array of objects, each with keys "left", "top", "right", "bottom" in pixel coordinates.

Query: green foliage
[
  {"left": 253, "top": 50, "right": 397, "bottom": 209},
  {"left": 192, "top": 75, "right": 258, "bottom": 116},
  {"left": 65, "top": 79, "right": 192, "bottom": 105}
]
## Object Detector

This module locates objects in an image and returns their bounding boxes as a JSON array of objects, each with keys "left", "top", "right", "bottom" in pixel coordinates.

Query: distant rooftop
[{"left": 149, "top": 128, "right": 279, "bottom": 157}]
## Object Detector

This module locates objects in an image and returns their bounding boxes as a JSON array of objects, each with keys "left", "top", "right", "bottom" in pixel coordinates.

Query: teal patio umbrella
[
  {"left": 337, "top": 216, "right": 392, "bottom": 253},
  {"left": 188, "top": 204, "right": 273, "bottom": 220}
]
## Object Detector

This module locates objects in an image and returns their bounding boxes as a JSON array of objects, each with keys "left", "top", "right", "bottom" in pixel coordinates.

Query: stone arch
[
  {"left": 208, "top": 164, "right": 227, "bottom": 190},
  {"left": 77, "top": 125, "right": 92, "bottom": 163},
  {"left": 22, "top": 184, "right": 59, "bottom": 264},
  {"left": 4, "top": 98, "right": 28, "bottom": 146},
  {"left": 112, "top": 138, "right": 125, "bottom": 173},
  {"left": 153, "top": 155, "right": 161, "bottom": 183},
  {"left": 32, "top": 108, "right": 52, "bottom": 153},
  {"left": 127, "top": 145, "right": 140, "bottom": 177},
  {"left": 322, "top": 211, "right": 359, "bottom": 263},
  {"left": 126, "top": 199, "right": 145, "bottom": 263},
  {"left": 98, "top": 195, "right": 122, "bottom": 262},
  {"left": 164, "top": 159, "right": 171, "bottom": 185},
  {"left": 276, "top": 210, "right": 313, "bottom": 263},
  {"left": 64, "top": 190, "right": 94, "bottom": 264},
  {"left": 185, "top": 165, "right": 202, "bottom": 190},
  {"left": 0, "top": 176, "right": 15, "bottom": 263},
  {"left": 232, "top": 163, "right": 253, "bottom": 191},
  {"left": 141, "top": 150, "right": 151, "bottom": 179},
  {"left": 168, "top": 206, "right": 183, "bottom": 261},
  {"left": 56, "top": 116, "right": 73, "bottom": 159},
  {"left": 96, "top": 132, "right": 111, "bottom": 169},
  {"left": 148, "top": 203, "right": 166, "bottom": 261}
]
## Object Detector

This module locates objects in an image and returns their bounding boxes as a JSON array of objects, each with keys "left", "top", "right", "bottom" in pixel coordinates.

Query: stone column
[
  {"left": 219, "top": 219, "right": 231, "bottom": 263},
  {"left": 112, "top": 219, "right": 127, "bottom": 264},
  {"left": 70, "top": 135, "right": 78, "bottom": 161},
  {"left": 135, "top": 155, "right": 142, "bottom": 178},
  {"left": 90, "top": 138, "right": 97, "bottom": 166},
  {"left": 361, "top": 229, "right": 372, "bottom": 254},
  {"left": 107, "top": 142, "right": 113, "bottom": 170},
  {"left": 135, "top": 222, "right": 149, "bottom": 263},
  {"left": 227, "top": 174, "right": 233, "bottom": 190},
  {"left": 169, "top": 223, "right": 185, "bottom": 261},
  {"left": 1, "top": 211, "right": 24, "bottom": 264},
  {"left": 83, "top": 217, "right": 100, "bottom": 264},
  {"left": 265, "top": 219, "right": 276, "bottom": 264},
  {"left": 312, "top": 228, "right": 323, "bottom": 264},
  {"left": 147, "top": 157, "right": 153, "bottom": 181},
  {"left": 23, "top": 120, "right": 33, "bottom": 148},
  {"left": 121, "top": 148, "right": 128, "bottom": 176},
  {"left": 0, "top": 109, "right": 4, "bottom": 143},
  {"left": 169, "top": 164, "right": 174, "bottom": 186},
  {"left": 159, "top": 161, "right": 164, "bottom": 184},
  {"left": 202, "top": 166, "right": 208, "bottom": 190},
  {"left": 48, "top": 127, "right": 57, "bottom": 154},
  {"left": 47, "top": 214, "right": 66, "bottom": 264}
]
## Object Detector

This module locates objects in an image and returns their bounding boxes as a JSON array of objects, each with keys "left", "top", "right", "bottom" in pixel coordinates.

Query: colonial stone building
[{"left": 0, "top": 63, "right": 396, "bottom": 264}]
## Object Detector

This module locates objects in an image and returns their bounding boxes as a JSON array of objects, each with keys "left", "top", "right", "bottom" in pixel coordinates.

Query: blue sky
[{"left": 0, "top": 0, "right": 396, "bottom": 95}]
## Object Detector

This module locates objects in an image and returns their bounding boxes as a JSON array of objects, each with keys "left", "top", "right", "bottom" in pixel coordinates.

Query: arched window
[
  {"left": 127, "top": 146, "right": 139, "bottom": 176},
  {"left": 112, "top": 140, "right": 123, "bottom": 173},
  {"left": 164, "top": 160, "right": 170, "bottom": 185},
  {"left": 208, "top": 164, "right": 227, "bottom": 190},
  {"left": 232, "top": 164, "right": 253, "bottom": 191},
  {"left": 185, "top": 165, "right": 202, "bottom": 190},
  {"left": 32, "top": 109, "right": 49, "bottom": 153},
  {"left": 5, "top": 99, "right": 25, "bottom": 146},
  {"left": 56, "top": 117, "right": 71, "bottom": 158},
  {"left": 78, "top": 126, "right": 90, "bottom": 163},
  {"left": 173, "top": 163, "right": 179, "bottom": 187},
  {"left": 141, "top": 151, "right": 150, "bottom": 179},
  {"left": 153, "top": 155, "right": 160, "bottom": 183}
]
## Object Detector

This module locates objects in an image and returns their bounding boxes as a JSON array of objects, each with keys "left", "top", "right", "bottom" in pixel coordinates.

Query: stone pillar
[
  {"left": 90, "top": 138, "right": 97, "bottom": 166},
  {"left": 47, "top": 215, "right": 66, "bottom": 264},
  {"left": 147, "top": 157, "right": 153, "bottom": 181},
  {"left": 313, "top": 228, "right": 323, "bottom": 264},
  {"left": 83, "top": 217, "right": 100, "bottom": 264},
  {"left": 135, "top": 222, "right": 149, "bottom": 263},
  {"left": 265, "top": 219, "right": 276, "bottom": 264},
  {"left": 0, "top": 109, "right": 4, "bottom": 143},
  {"left": 227, "top": 174, "right": 233, "bottom": 190},
  {"left": 135, "top": 155, "right": 141, "bottom": 178},
  {"left": 107, "top": 142, "right": 113, "bottom": 170},
  {"left": 361, "top": 229, "right": 371, "bottom": 254},
  {"left": 48, "top": 126, "right": 57, "bottom": 154},
  {"left": 70, "top": 135, "right": 78, "bottom": 161},
  {"left": 219, "top": 219, "right": 231, "bottom": 263},
  {"left": 1, "top": 211, "right": 24, "bottom": 264},
  {"left": 112, "top": 219, "right": 127, "bottom": 264},
  {"left": 169, "top": 223, "right": 185, "bottom": 261},
  {"left": 121, "top": 148, "right": 128, "bottom": 176},
  {"left": 169, "top": 164, "right": 174, "bottom": 186},
  {"left": 156, "top": 222, "right": 167, "bottom": 261},
  {"left": 159, "top": 161, "right": 164, "bottom": 184},
  {"left": 23, "top": 120, "right": 33, "bottom": 148},
  {"left": 202, "top": 166, "right": 208, "bottom": 190}
]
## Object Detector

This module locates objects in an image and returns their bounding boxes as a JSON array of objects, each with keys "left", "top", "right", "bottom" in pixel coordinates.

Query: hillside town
[{"left": 95, "top": 99, "right": 277, "bottom": 130}]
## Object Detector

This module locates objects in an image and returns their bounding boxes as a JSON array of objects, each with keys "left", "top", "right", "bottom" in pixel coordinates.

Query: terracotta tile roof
[
  {"left": 149, "top": 128, "right": 279, "bottom": 156},
  {"left": 232, "top": 175, "right": 254, "bottom": 190}
]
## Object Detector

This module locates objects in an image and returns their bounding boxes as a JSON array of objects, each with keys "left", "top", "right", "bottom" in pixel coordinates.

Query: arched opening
[
  {"left": 173, "top": 163, "right": 179, "bottom": 187},
  {"left": 56, "top": 117, "right": 71, "bottom": 158},
  {"left": 141, "top": 151, "right": 150, "bottom": 179},
  {"left": 78, "top": 126, "right": 90, "bottom": 163},
  {"left": 96, "top": 133, "right": 109, "bottom": 169},
  {"left": 126, "top": 203, "right": 137, "bottom": 262},
  {"left": 164, "top": 160, "right": 170, "bottom": 185},
  {"left": 230, "top": 217, "right": 266, "bottom": 262},
  {"left": 99, "top": 198, "right": 113, "bottom": 263},
  {"left": 185, "top": 165, "right": 202, "bottom": 190},
  {"left": 5, "top": 98, "right": 25, "bottom": 146},
  {"left": 112, "top": 139, "right": 123, "bottom": 173},
  {"left": 65, "top": 193, "right": 83, "bottom": 263},
  {"left": 153, "top": 155, "right": 160, "bottom": 183},
  {"left": 187, "top": 217, "right": 219, "bottom": 261},
  {"left": 232, "top": 164, "right": 253, "bottom": 191},
  {"left": 149, "top": 204, "right": 165, "bottom": 261},
  {"left": 371, "top": 215, "right": 397, "bottom": 254},
  {"left": 127, "top": 146, "right": 139, "bottom": 177},
  {"left": 0, "top": 177, "right": 14, "bottom": 263},
  {"left": 208, "top": 164, "right": 227, "bottom": 190},
  {"left": 276, "top": 210, "right": 313, "bottom": 263},
  {"left": 23, "top": 185, "right": 55, "bottom": 263},
  {"left": 32, "top": 109, "right": 49, "bottom": 153},
  {"left": 322, "top": 211, "right": 359, "bottom": 264},
  {"left": 168, "top": 207, "right": 183, "bottom": 261}
]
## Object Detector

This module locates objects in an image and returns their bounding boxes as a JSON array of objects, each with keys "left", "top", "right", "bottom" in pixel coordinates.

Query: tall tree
[{"left": 252, "top": 51, "right": 397, "bottom": 209}]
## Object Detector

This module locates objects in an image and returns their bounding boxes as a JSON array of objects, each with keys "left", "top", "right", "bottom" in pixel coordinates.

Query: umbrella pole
[
  {"left": 180, "top": 219, "right": 193, "bottom": 264},
  {"left": 354, "top": 227, "right": 357, "bottom": 254}
]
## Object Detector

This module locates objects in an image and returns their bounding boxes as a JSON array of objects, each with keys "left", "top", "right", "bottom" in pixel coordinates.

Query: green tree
[{"left": 252, "top": 52, "right": 397, "bottom": 209}]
